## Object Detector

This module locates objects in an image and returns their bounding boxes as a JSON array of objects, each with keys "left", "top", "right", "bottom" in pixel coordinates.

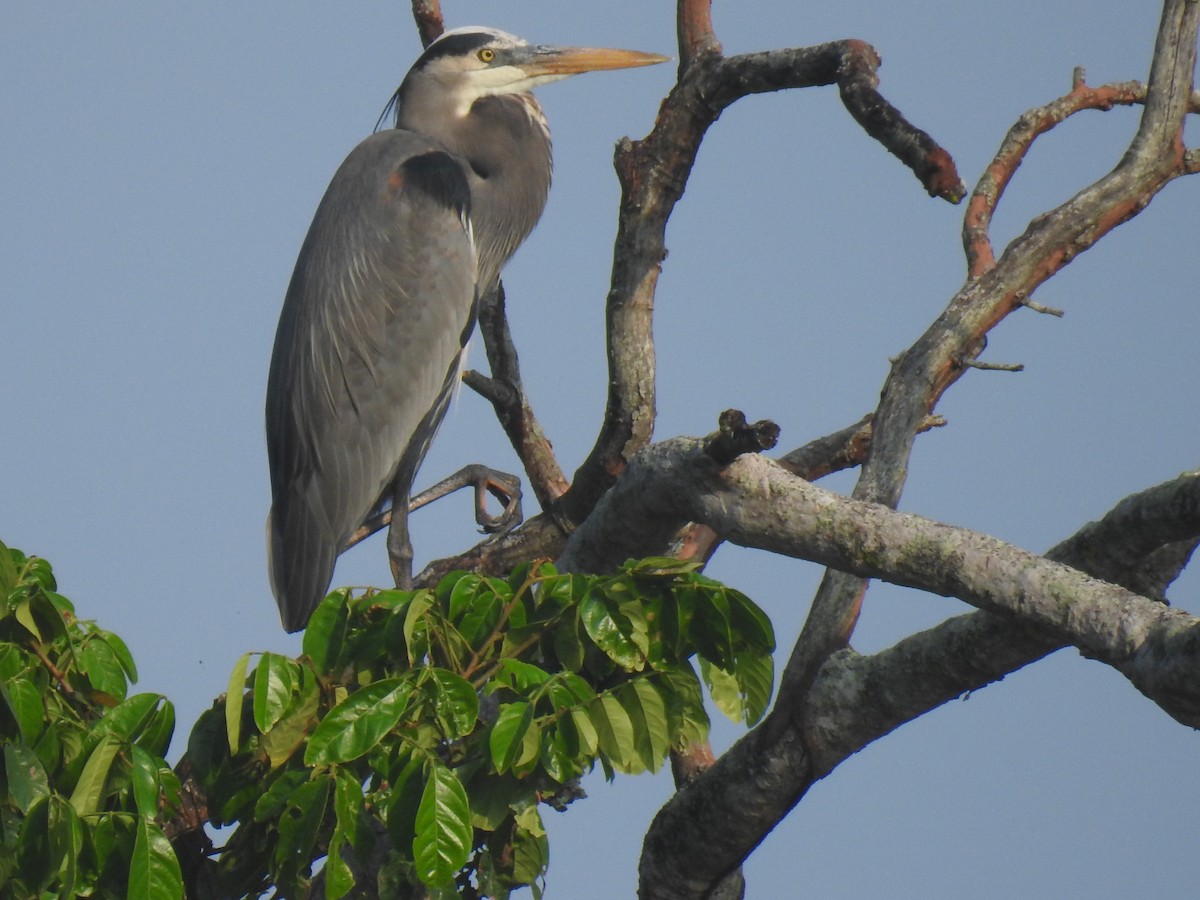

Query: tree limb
[
  {"left": 634, "top": 446, "right": 1199, "bottom": 899},
  {"left": 556, "top": 31, "right": 962, "bottom": 530}
]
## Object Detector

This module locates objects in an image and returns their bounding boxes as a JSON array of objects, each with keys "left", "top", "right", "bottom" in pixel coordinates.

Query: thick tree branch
[
  {"left": 566, "top": 440, "right": 1200, "bottom": 709},
  {"left": 634, "top": 445, "right": 1200, "bottom": 899}
]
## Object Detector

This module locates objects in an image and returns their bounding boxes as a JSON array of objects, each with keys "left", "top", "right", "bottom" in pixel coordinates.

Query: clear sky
[{"left": 3, "top": 3, "right": 1197, "bottom": 898}]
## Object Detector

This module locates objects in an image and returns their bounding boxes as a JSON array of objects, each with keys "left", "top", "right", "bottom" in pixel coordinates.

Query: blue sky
[{"left": 3, "top": 3, "right": 1197, "bottom": 897}]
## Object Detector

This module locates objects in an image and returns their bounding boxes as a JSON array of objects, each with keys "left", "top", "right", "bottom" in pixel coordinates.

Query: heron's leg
[
  {"left": 344, "top": 465, "right": 523, "bottom": 564},
  {"left": 409, "top": 464, "right": 523, "bottom": 535},
  {"left": 386, "top": 481, "right": 414, "bottom": 590}
]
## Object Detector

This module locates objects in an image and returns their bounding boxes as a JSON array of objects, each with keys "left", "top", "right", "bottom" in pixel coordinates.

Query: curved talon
[{"left": 476, "top": 470, "right": 523, "bottom": 535}]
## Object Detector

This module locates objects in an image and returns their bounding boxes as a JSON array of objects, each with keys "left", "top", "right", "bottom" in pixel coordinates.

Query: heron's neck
[{"left": 400, "top": 93, "right": 553, "bottom": 290}]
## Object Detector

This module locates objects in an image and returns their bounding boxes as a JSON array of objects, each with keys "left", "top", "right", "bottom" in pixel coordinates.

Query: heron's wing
[{"left": 266, "top": 130, "right": 476, "bottom": 631}]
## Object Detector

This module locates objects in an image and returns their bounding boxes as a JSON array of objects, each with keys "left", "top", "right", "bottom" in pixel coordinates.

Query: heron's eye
[{"left": 477, "top": 48, "right": 496, "bottom": 63}]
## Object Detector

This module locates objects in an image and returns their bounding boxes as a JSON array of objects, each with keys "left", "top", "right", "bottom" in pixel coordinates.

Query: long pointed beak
[{"left": 519, "top": 46, "right": 670, "bottom": 77}]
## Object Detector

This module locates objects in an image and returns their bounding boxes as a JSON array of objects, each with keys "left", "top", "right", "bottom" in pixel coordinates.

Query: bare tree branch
[
  {"left": 556, "top": 33, "right": 962, "bottom": 530},
  {"left": 634, "top": 447, "right": 1200, "bottom": 899},
  {"left": 781, "top": 0, "right": 1200, "bottom": 712}
]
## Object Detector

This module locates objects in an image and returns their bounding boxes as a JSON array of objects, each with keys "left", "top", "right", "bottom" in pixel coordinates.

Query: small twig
[
  {"left": 963, "top": 78, "right": 1150, "bottom": 278},
  {"left": 462, "top": 369, "right": 517, "bottom": 407},
  {"left": 1017, "top": 297, "right": 1066, "bottom": 317},
  {"left": 959, "top": 358, "right": 1025, "bottom": 372}
]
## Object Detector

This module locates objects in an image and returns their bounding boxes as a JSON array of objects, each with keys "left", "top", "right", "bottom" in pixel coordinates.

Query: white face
[{"left": 421, "top": 27, "right": 569, "bottom": 118}]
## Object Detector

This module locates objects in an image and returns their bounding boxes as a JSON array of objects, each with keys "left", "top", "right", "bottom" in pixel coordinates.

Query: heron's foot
[
  {"left": 408, "top": 463, "right": 523, "bottom": 536},
  {"left": 472, "top": 467, "right": 522, "bottom": 535}
]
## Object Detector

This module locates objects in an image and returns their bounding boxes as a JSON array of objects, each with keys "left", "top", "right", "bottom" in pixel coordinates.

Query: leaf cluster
[
  {"left": 188, "top": 559, "right": 775, "bottom": 898},
  {"left": 0, "top": 540, "right": 181, "bottom": 899}
]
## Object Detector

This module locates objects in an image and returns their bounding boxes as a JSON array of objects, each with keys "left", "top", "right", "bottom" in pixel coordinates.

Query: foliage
[
  {"left": 0, "top": 540, "right": 182, "bottom": 899},
  {"left": 187, "top": 559, "right": 775, "bottom": 898}
]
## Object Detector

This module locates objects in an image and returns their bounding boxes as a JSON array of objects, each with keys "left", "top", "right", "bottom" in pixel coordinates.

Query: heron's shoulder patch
[{"left": 399, "top": 151, "right": 471, "bottom": 221}]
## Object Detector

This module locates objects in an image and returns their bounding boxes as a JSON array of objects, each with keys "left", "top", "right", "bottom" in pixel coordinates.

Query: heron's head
[{"left": 392, "top": 27, "right": 668, "bottom": 123}]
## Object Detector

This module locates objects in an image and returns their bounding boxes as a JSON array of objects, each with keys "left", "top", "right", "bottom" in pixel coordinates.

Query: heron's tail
[{"left": 266, "top": 507, "right": 337, "bottom": 633}]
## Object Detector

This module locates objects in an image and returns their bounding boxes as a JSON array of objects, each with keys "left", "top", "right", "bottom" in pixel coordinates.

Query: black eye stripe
[{"left": 415, "top": 32, "right": 496, "bottom": 67}]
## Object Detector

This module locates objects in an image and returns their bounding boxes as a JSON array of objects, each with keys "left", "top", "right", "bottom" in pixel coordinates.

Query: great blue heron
[{"left": 266, "top": 27, "right": 666, "bottom": 632}]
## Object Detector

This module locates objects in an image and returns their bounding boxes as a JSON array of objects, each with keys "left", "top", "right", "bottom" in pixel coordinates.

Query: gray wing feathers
[{"left": 266, "top": 131, "right": 476, "bottom": 631}]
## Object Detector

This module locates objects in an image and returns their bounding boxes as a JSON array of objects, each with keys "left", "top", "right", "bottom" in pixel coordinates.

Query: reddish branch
[
  {"left": 409, "top": 0, "right": 443, "bottom": 47},
  {"left": 676, "top": 0, "right": 721, "bottom": 65},
  {"left": 965, "top": 79, "right": 1161, "bottom": 277}
]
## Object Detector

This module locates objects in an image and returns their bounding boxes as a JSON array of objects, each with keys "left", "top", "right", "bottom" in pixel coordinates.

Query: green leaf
[
  {"left": 580, "top": 591, "right": 645, "bottom": 671},
  {"left": 0, "top": 538, "right": 17, "bottom": 594},
  {"left": 736, "top": 651, "right": 774, "bottom": 725},
  {"left": 728, "top": 589, "right": 775, "bottom": 653},
  {"left": 28, "top": 795, "right": 83, "bottom": 896},
  {"left": 15, "top": 598, "right": 41, "bottom": 641},
  {"left": 403, "top": 590, "right": 434, "bottom": 666},
  {"left": 511, "top": 806, "right": 549, "bottom": 887},
  {"left": 304, "top": 589, "right": 350, "bottom": 672},
  {"left": 550, "top": 609, "right": 585, "bottom": 672},
  {"left": 489, "top": 701, "right": 533, "bottom": 774},
  {"left": 694, "top": 586, "right": 736, "bottom": 670},
  {"left": 624, "top": 556, "right": 704, "bottom": 576},
  {"left": 4, "top": 742, "right": 50, "bottom": 812},
  {"left": 496, "top": 658, "right": 551, "bottom": 693},
  {"left": 333, "top": 765, "right": 364, "bottom": 851},
  {"left": 136, "top": 696, "right": 176, "bottom": 758},
  {"left": 129, "top": 816, "right": 183, "bottom": 900},
  {"left": 275, "top": 777, "right": 332, "bottom": 888},
  {"left": 253, "top": 770, "right": 308, "bottom": 822},
  {"left": 617, "top": 679, "right": 670, "bottom": 773},
  {"left": 305, "top": 677, "right": 412, "bottom": 766},
  {"left": 80, "top": 635, "right": 129, "bottom": 700},
  {"left": 261, "top": 664, "right": 320, "bottom": 768},
  {"left": 95, "top": 693, "right": 167, "bottom": 743},
  {"left": 540, "top": 725, "right": 581, "bottom": 783},
  {"left": 423, "top": 668, "right": 478, "bottom": 739},
  {"left": 100, "top": 629, "right": 139, "bottom": 682},
  {"left": 385, "top": 754, "right": 425, "bottom": 854},
  {"left": 547, "top": 672, "right": 597, "bottom": 709},
  {"left": 69, "top": 732, "right": 121, "bottom": 816},
  {"left": 253, "top": 651, "right": 297, "bottom": 734},
  {"left": 589, "top": 693, "right": 637, "bottom": 773},
  {"left": 225, "top": 651, "right": 251, "bottom": 754},
  {"left": 565, "top": 706, "right": 599, "bottom": 759},
  {"left": 324, "top": 832, "right": 355, "bottom": 900},
  {"left": 413, "top": 761, "right": 472, "bottom": 887},
  {"left": 700, "top": 658, "right": 743, "bottom": 723},
  {"left": 659, "top": 665, "right": 710, "bottom": 750},
  {"left": 130, "top": 744, "right": 162, "bottom": 819},
  {"left": 1, "top": 675, "right": 45, "bottom": 742}
]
